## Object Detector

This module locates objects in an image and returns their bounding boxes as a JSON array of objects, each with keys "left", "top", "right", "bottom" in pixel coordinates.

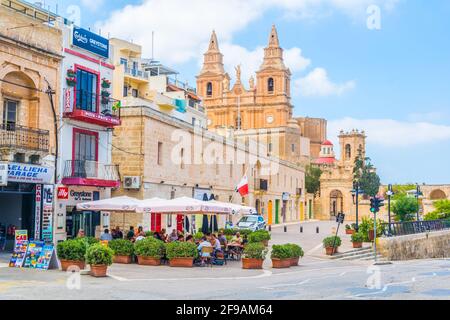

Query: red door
[
  {"left": 176, "top": 215, "right": 183, "bottom": 232},
  {"left": 151, "top": 213, "right": 162, "bottom": 232}
]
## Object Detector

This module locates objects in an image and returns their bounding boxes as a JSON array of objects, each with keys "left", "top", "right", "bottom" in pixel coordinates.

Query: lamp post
[
  {"left": 415, "top": 184, "right": 421, "bottom": 221},
  {"left": 386, "top": 184, "right": 394, "bottom": 236},
  {"left": 351, "top": 181, "right": 361, "bottom": 232}
]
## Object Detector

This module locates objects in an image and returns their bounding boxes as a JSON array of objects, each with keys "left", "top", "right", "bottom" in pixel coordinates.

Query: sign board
[
  {"left": 57, "top": 186, "right": 69, "bottom": 200},
  {"left": 70, "top": 189, "right": 94, "bottom": 202},
  {"left": 36, "top": 244, "right": 58, "bottom": 270},
  {"left": 14, "top": 229, "right": 28, "bottom": 247},
  {"left": 336, "top": 213, "right": 345, "bottom": 224},
  {"left": 35, "top": 185, "right": 42, "bottom": 240},
  {"left": 42, "top": 185, "right": 54, "bottom": 242},
  {"left": 72, "top": 26, "right": 109, "bottom": 58},
  {"left": 9, "top": 240, "right": 28, "bottom": 268},
  {"left": 282, "top": 192, "right": 290, "bottom": 201},
  {"left": 8, "top": 163, "right": 54, "bottom": 184},
  {"left": 0, "top": 162, "right": 7, "bottom": 186},
  {"left": 23, "top": 241, "right": 45, "bottom": 269}
]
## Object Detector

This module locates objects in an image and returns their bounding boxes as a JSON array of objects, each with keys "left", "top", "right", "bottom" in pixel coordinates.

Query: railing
[
  {"left": 124, "top": 67, "right": 149, "bottom": 79},
  {"left": 0, "top": 123, "right": 49, "bottom": 152},
  {"left": 63, "top": 160, "right": 120, "bottom": 181},
  {"left": 382, "top": 219, "right": 450, "bottom": 237},
  {"left": 167, "top": 77, "right": 196, "bottom": 93},
  {"left": 64, "top": 89, "right": 120, "bottom": 120}
]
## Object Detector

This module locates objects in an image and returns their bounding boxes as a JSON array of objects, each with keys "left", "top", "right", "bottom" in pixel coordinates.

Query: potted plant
[
  {"left": 56, "top": 239, "right": 86, "bottom": 271},
  {"left": 242, "top": 242, "right": 268, "bottom": 269},
  {"left": 345, "top": 224, "right": 354, "bottom": 235},
  {"left": 270, "top": 244, "right": 291, "bottom": 268},
  {"left": 193, "top": 231, "right": 204, "bottom": 241},
  {"left": 248, "top": 229, "right": 271, "bottom": 246},
  {"left": 351, "top": 232, "right": 364, "bottom": 248},
  {"left": 85, "top": 244, "right": 114, "bottom": 277},
  {"left": 134, "top": 238, "right": 165, "bottom": 266},
  {"left": 166, "top": 242, "right": 198, "bottom": 267},
  {"left": 286, "top": 243, "right": 304, "bottom": 266},
  {"left": 109, "top": 239, "right": 134, "bottom": 264},
  {"left": 323, "top": 236, "right": 342, "bottom": 255}
]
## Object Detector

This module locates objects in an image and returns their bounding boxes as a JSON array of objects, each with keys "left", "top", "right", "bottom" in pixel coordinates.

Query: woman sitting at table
[
  {"left": 230, "top": 232, "right": 243, "bottom": 246},
  {"left": 210, "top": 234, "right": 222, "bottom": 252},
  {"left": 197, "top": 236, "right": 212, "bottom": 266}
]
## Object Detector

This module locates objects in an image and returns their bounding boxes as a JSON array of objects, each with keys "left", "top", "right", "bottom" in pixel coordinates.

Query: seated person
[
  {"left": 197, "top": 236, "right": 212, "bottom": 265},
  {"left": 217, "top": 231, "right": 227, "bottom": 246},
  {"left": 230, "top": 232, "right": 243, "bottom": 245},
  {"left": 135, "top": 231, "right": 146, "bottom": 242},
  {"left": 154, "top": 232, "right": 163, "bottom": 241},
  {"left": 169, "top": 229, "right": 178, "bottom": 242},
  {"left": 100, "top": 228, "right": 113, "bottom": 241},
  {"left": 177, "top": 234, "right": 184, "bottom": 241},
  {"left": 185, "top": 235, "right": 194, "bottom": 243},
  {"left": 210, "top": 234, "right": 222, "bottom": 252},
  {"left": 160, "top": 229, "right": 168, "bottom": 242}
]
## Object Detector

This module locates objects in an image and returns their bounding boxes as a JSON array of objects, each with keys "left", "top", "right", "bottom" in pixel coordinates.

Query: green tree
[
  {"left": 392, "top": 195, "right": 419, "bottom": 221},
  {"left": 305, "top": 165, "right": 322, "bottom": 196},
  {"left": 424, "top": 199, "right": 450, "bottom": 220},
  {"left": 390, "top": 184, "right": 416, "bottom": 201},
  {"left": 353, "top": 148, "right": 381, "bottom": 197}
]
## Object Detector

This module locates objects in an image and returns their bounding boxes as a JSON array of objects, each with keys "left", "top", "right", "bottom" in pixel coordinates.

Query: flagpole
[{"left": 229, "top": 167, "right": 249, "bottom": 224}]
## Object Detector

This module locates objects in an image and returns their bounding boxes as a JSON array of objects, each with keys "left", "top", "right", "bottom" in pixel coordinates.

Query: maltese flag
[{"left": 236, "top": 175, "right": 249, "bottom": 196}]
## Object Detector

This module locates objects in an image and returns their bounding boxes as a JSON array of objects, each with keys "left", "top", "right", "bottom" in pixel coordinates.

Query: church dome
[
  {"left": 322, "top": 140, "right": 333, "bottom": 146},
  {"left": 315, "top": 139, "right": 336, "bottom": 165}
]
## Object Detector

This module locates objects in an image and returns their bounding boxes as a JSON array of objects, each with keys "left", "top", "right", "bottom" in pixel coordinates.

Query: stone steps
[{"left": 330, "top": 246, "right": 387, "bottom": 261}]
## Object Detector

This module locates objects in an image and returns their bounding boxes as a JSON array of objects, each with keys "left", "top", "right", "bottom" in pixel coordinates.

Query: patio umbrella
[
  {"left": 76, "top": 196, "right": 142, "bottom": 211},
  {"left": 184, "top": 216, "right": 190, "bottom": 233},
  {"left": 201, "top": 214, "right": 210, "bottom": 234},
  {"left": 210, "top": 214, "right": 218, "bottom": 232}
]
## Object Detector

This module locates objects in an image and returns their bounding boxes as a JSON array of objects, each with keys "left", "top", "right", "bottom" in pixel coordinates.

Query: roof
[
  {"left": 314, "top": 157, "right": 336, "bottom": 165},
  {"left": 322, "top": 140, "right": 333, "bottom": 146}
]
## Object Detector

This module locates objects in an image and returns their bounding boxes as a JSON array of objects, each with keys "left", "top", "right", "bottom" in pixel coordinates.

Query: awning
[{"left": 136, "top": 196, "right": 232, "bottom": 215}]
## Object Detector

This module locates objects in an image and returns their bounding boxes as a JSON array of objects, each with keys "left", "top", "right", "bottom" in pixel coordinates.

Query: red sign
[{"left": 57, "top": 187, "right": 69, "bottom": 199}]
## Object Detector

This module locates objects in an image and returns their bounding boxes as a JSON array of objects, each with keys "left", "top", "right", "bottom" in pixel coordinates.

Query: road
[{"left": 0, "top": 221, "right": 449, "bottom": 300}]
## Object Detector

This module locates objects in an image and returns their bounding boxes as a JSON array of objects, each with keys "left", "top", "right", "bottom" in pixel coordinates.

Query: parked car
[{"left": 236, "top": 215, "right": 266, "bottom": 232}]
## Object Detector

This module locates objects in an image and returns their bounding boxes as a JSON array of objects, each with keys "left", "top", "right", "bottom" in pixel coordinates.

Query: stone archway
[
  {"left": 429, "top": 189, "right": 447, "bottom": 200},
  {"left": 330, "top": 190, "right": 344, "bottom": 218}
]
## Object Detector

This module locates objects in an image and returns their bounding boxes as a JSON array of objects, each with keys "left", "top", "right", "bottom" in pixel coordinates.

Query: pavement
[{"left": 0, "top": 221, "right": 449, "bottom": 300}]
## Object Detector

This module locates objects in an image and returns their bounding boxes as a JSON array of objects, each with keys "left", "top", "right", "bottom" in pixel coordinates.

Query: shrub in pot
[
  {"left": 109, "top": 239, "right": 134, "bottom": 264},
  {"left": 134, "top": 237, "right": 165, "bottom": 266},
  {"left": 57, "top": 239, "right": 86, "bottom": 271},
  {"left": 85, "top": 244, "right": 114, "bottom": 277},
  {"left": 248, "top": 230, "right": 271, "bottom": 246},
  {"left": 77, "top": 236, "right": 100, "bottom": 247},
  {"left": 242, "top": 242, "right": 268, "bottom": 269},
  {"left": 345, "top": 224, "right": 354, "bottom": 235},
  {"left": 286, "top": 243, "right": 304, "bottom": 266},
  {"left": 166, "top": 241, "right": 198, "bottom": 267},
  {"left": 239, "top": 229, "right": 254, "bottom": 237},
  {"left": 323, "top": 236, "right": 342, "bottom": 255},
  {"left": 193, "top": 232, "right": 204, "bottom": 241},
  {"left": 351, "top": 232, "right": 364, "bottom": 249},
  {"left": 270, "top": 244, "right": 292, "bottom": 268}
]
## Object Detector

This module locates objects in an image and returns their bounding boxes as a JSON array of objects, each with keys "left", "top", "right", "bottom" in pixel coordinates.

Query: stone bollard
[
  {"left": 316, "top": 226, "right": 319, "bottom": 233},
  {"left": 300, "top": 226, "right": 303, "bottom": 233},
  {"left": 284, "top": 226, "right": 287, "bottom": 232},
  {"left": 268, "top": 225, "right": 271, "bottom": 231}
]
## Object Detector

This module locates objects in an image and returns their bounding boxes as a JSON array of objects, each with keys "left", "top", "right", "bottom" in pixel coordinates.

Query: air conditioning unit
[{"left": 123, "top": 176, "right": 141, "bottom": 189}]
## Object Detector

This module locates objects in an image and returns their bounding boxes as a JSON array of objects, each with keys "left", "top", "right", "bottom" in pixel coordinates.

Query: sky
[{"left": 42, "top": 0, "right": 450, "bottom": 184}]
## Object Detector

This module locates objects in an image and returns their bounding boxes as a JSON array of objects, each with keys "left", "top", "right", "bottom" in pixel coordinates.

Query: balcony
[
  {"left": 61, "top": 160, "right": 120, "bottom": 188},
  {"left": 0, "top": 124, "right": 49, "bottom": 161},
  {"left": 63, "top": 89, "right": 121, "bottom": 127},
  {"left": 124, "top": 67, "right": 149, "bottom": 81}
]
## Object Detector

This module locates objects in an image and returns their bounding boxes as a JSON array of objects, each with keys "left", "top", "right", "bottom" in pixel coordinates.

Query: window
[
  {"left": 291, "top": 144, "right": 295, "bottom": 152},
  {"left": 206, "top": 82, "right": 212, "bottom": 96},
  {"left": 123, "top": 86, "right": 128, "bottom": 97},
  {"left": 3, "top": 99, "right": 18, "bottom": 130},
  {"left": 345, "top": 144, "right": 351, "bottom": 160},
  {"left": 75, "top": 67, "right": 98, "bottom": 113},
  {"left": 132, "top": 89, "right": 138, "bottom": 98},
  {"left": 268, "top": 77, "right": 274, "bottom": 93},
  {"left": 157, "top": 142, "right": 163, "bottom": 165},
  {"left": 268, "top": 143, "right": 272, "bottom": 153},
  {"left": 192, "top": 117, "right": 196, "bottom": 126},
  {"left": 120, "top": 58, "right": 128, "bottom": 67},
  {"left": 180, "top": 148, "right": 185, "bottom": 169},
  {"left": 235, "top": 114, "right": 241, "bottom": 129},
  {"left": 73, "top": 129, "right": 98, "bottom": 178}
]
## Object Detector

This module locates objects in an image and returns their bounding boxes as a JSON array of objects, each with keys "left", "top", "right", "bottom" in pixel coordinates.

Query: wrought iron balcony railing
[
  {"left": 64, "top": 89, "right": 121, "bottom": 119},
  {"left": 63, "top": 160, "right": 120, "bottom": 181},
  {"left": 0, "top": 123, "right": 49, "bottom": 153}
]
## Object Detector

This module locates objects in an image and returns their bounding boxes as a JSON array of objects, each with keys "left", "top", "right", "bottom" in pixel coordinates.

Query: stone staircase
[{"left": 330, "top": 246, "right": 386, "bottom": 262}]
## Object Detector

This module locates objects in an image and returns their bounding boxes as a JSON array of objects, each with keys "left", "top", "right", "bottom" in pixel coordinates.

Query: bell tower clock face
[{"left": 266, "top": 115, "right": 274, "bottom": 124}]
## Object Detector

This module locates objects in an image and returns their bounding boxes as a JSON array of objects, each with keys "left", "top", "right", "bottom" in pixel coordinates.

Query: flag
[{"left": 236, "top": 175, "right": 249, "bottom": 196}]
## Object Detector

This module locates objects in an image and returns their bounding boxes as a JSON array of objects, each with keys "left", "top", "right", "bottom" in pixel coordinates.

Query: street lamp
[
  {"left": 415, "top": 184, "right": 422, "bottom": 221},
  {"left": 350, "top": 181, "right": 362, "bottom": 232},
  {"left": 386, "top": 184, "right": 394, "bottom": 236}
]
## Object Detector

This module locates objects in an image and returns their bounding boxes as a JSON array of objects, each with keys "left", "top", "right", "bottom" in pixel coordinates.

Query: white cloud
[
  {"left": 328, "top": 117, "right": 450, "bottom": 148},
  {"left": 81, "top": 0, "right": 104, "bottom": 11},
  {"left": 96, "top": 0, "right": 400, "bottom": 65},
  {"left": 294, "top": 68, "right": 355, "bottom": 96}
]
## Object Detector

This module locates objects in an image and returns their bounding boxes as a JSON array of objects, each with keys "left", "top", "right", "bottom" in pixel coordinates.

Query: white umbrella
[
  {"left": 208, "top": 200, "right": 256, "bottom": 215},
  {"left": 76, "top": 196, "right": 142, "bottom": 211},
  {"left": 136, "top": 196, "right": 232, "bottom": 214}
]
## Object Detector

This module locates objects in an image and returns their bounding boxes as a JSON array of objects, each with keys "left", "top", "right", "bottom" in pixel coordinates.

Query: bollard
[
  {"left": 268, "top": 225, "right": 271, "bottom": 231},
  {"left": 284, "top": 226, "right": 287, "bottom": 232},
  {"left": 316, "top": 226, "right": 319, "bottom": 233},
  {"left": 300, "top": 226, "right": 303, "bottom": 233}
]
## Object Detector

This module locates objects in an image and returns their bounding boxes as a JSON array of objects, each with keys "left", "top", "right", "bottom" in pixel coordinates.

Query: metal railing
[
  {"left": 63, "top": 160, "right": 120, "bottom": 181},
  {"left": 167, "top": 77, "right": 196, "bottom": 93},
  {"left": 0, "top": 123, "right": 49, "bottom": 152},
  {"left": 63, "top": 89, "right": 120, "bottom": 120},
  {"left": 124, "top": 67, "right": 149, "bottom": 79},
  {"left": 382, "top": 219, "right": 450, "bottom": 237}
]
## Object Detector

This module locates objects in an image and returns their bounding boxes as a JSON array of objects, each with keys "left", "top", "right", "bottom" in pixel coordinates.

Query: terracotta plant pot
[
  {"left": 271, "top": 258, "right": 291, "bottom": 268},
  {"left": 368, "top": 230, "right": 375, "bottom": 242},
  {"left": 60, "top": 259, "right": 85, "bottom": 271},
  {"left": 169, "top": 257, "right": 194, "bottom": 267},
  {"left": 113, "top": 255, "right": 132, "bottom": 264},
  {"left": 290, "top": 257, "right": 300, "bottom": 266},
  {"left": 137, "top": 256, "right": 161, "bottom": 266},
  {"left": 345, "top": 229, "right": 354, "bottom": 235},
  {"left": 242, "top": 258, "right": 264, "bottom": 269},
  {"left": 325, "top": 246, "right": 338, "bottom": 255},
  {"left": 262, "top": 240, "right": 269, "bottom": 247},
  {"left": 352, "top": 242, "right": 363, "bottom": 249},
  {"left": 90, "top": 264, "right": 108, "bottom": 277}
]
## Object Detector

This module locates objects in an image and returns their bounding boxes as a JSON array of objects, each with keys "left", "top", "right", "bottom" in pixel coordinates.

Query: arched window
[
  {"left": 345, "top": 144, "right": 351, "bottom": 160},
  {"left": 268, "top": 77, "right": 274, "bottom": 93},
  {"left": 206, "top": 82, "right": 212, "bottom": 96}
]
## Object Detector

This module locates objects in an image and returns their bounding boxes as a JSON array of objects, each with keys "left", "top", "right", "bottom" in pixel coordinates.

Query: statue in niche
[{"left": 249, "top": 76, "right": 255, "bottom": 89}]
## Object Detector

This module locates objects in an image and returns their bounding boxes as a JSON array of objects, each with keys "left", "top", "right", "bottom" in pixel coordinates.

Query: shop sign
[
  {"left": 72, "top": 26, "right": 109, "bottom": 58},
  {"left": 8, "top": 163, "right": 54, "bottom": 184},
  {"left": 282, "top": 192, "right": 290, "bottom": 201},
  {"left": 9, "top": 240, "right": 28, "bottom": 268},
  {"left": 35, "top": 185, "right": 42, "bottom": 240},
  {"left": 42, "top": 185, "right": 54, "bottom": 242},
  {"left": 57, "top": 186, "right": 69, "bottom": 200},
  {"left": 0, "top": 162, "right": 7, "bottom": 186},
  {"left": 70, "top": 189, "right": 93, "bottom": 202},
  {"left": 14, "top": 230, "right": 28, "bottom": 246}
]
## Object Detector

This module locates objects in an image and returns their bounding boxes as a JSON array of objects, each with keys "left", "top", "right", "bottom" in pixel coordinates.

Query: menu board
[
  {"left": 23, "top": 241, "right": 45, "bottom": 268},
  {"left": 9, "top": 240, "right": 29, "bottom": 268},
  {"left": 36, "top": 244, "right": 56, "bottom": 270}
]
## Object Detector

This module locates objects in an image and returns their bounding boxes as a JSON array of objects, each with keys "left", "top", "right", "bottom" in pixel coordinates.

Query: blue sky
[{"left": 45, "top": 0, "right": 450, "bottom": 184}]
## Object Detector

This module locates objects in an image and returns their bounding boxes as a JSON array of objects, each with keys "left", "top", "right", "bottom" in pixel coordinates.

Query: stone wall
[{"left": 377, "top": 230, "right": 450, "bottom": 260}]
